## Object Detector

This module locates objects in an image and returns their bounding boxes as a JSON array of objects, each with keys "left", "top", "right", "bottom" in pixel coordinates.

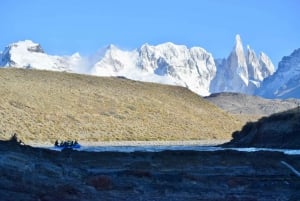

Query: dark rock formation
[
  {"left": 27, "top": 44, "right": 44, "bottom": 53},
  {"left": 224, "top": 108, "right": 300, "bottom": 148}
]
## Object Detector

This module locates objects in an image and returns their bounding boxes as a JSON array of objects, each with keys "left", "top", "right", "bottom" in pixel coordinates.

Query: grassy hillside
[{"left": 0, "top": 68, "right": 244, "bottom": 144}]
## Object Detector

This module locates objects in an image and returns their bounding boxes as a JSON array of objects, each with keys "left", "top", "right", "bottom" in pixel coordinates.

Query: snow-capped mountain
[
  {"left": 258, "top": 52, "right": 275, "bottom": 79},
  {"left": 0, "top": 37, "right": 275, "bottom": 97},
  {"left": 257, "top": 48, "right": 300, "bottom": 98},
  {"left": 91, "top": 44, "right": 139, "bottom": 76},
  {"left": 0, "top": 40, "right": 217, "bottom": 96},
  {"left": 210, "top": 35, "right": 249, "bottom": 93},
  {"left": 210, "top": 35, "right": 275, "bottom": 94},
  {"left": 246, "top": 45, "right": 260, "bottom": 81},
  {"left": 246, "top": 46, "right": 275, "bottom": 88},
  {"left": 90, "top": 44, "right": 180, "bottom": 87},
  {"left": 91, "top": 42, "right": 217, "bottom": 96},
  {"left": 0, "top": 40, "right": 82, "bottom": 72}
]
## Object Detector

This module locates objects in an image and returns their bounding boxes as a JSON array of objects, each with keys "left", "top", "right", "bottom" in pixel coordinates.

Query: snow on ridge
[
  {"left": 1, "top": 40, "right": 75, "bottom": 71},
  {"left": 257, "top": 48, "right": 300, "bottom": 98},
  {"left": 90, "top": 42, "right": 216, "bottom": 96},
  {"left": 210, "top": 34, "right": 275, "bottom": 95},
  {"left": 0, "top": 37, "right": 276, "bottom": 97}
]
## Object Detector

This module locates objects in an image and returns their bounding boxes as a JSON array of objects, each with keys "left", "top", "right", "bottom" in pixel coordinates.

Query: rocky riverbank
[{"left": 0, "top": 140, "right": 300, "bottom": 201}]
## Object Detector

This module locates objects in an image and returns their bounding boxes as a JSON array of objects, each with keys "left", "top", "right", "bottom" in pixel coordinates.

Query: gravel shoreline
[
  {"left": 80, "top": 140, "right": 228, "bottom": 146},
  {"left": 30, "top": 140, "right": 228, "bottom": 147}
]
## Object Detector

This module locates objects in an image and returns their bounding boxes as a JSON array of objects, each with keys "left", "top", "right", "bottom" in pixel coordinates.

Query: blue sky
[{"left": 1, "top": 0, "right": 299, "bottom": 66}]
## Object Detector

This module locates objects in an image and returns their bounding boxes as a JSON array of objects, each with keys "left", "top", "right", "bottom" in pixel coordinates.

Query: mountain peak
[
  {"left": 246, "top": 45, "right": 253, "bottom": 51},
  {"left": 140, "top": 42, "right": 190, "bottom": 53},
  {"left": 156, "top": 42, "right": 178, "bottom": 48},
  {"left": 228, "top": 34, "right": 248, "bottom": 86},
  {"left": 257, "top": 49, "right": 298, "bottom": 98},
  {"left": 235, "top": 34, "right": 242, "bottom": 41},
  {"left": 259, "top": 52, "right": 275, "bottom": 74},
  {"left": 246, "top": 45, "right": 256, "bottom": 56},
  {"left": 0, "top": 40, "right": 77, "bottom": 71},
  {"left": 9, "top": 40, "right": 44, "bottom": 53},
  {"left": 106, "top": 44, "right": 120, "bottom": 51},
  {"left": 211, "top": 35, "right": 274, "bottom": 94},
  {"left": 234, "top": 34, "right": 244, "bottom": 52},
  {"left": 12, "top": 40, "right": 38, "bottom": 46},
  {"left": 290, "top": 48, "right": 300, "bottom": 57},
  {"left": 92, "top": 41, "right": 217, "bottom": 96},
  {"left": 230, "top": 34, "right": 246, "bottom": 67},
  {"left": 246, "top": 45, "right": 261, "bottom": 81}
]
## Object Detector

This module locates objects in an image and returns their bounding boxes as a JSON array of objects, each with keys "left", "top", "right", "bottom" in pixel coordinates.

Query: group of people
[{"left": 54, "top": 140, "right": 80, "bottom": 148}]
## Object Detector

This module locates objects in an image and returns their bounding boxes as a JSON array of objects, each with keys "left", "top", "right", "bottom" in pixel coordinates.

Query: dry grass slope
[{"left": 0, "top": 68, "right": 244, "bottom": 144}]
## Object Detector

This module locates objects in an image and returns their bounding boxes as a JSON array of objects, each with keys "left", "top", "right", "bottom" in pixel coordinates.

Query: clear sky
[{"left": 1, "top": 0, "right": 299, "bottom": 66}]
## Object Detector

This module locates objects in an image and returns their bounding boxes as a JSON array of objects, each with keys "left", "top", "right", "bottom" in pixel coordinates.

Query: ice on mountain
[{"left": 257, "top": 48, "right": 300, "bottom": 98}]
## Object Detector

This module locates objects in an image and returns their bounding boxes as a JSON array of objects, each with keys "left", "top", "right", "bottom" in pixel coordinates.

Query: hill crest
[{"left": 0, "top": 68, "right": 244, "bottom": 144}]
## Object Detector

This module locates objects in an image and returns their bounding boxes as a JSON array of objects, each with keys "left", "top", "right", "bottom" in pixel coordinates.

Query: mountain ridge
[
  {"left": 210, "top": 35, "right": 275, "bottom": 94},
  {"left": 0, "top": 36, "right": 277, "bottom": 97},
  {"left": 0, "top": 40, "right": 82, "bottom": 72},
  {"left": 257, "top": 48, "right": 300, "bottom": 98}
]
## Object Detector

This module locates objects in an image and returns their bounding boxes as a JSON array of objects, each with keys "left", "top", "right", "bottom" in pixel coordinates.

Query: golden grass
[{"left": 0, "top": 68, "right": 245, "bottom": 144}]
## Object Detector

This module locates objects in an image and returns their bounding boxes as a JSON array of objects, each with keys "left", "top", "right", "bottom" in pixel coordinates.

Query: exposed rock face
[
  {"left": 0, "top": 140, "right": 299, "bottom": 201},
  {"left": 246, "top": 45, "right": 260, "bottom": 81},
  {"left": 27, "top": 44, "right": 44, "bottom": 53},
  {"left": 246, "top": 47, "right": 275, "bottom": 84},
  {"left": 257, "top": 48, "right": 300, "bottom": 98},
  {"left": 210, "top": 35, "right": 274, "bottom": 94},
  {"left": 259, "top": 52, "right": 275, "bottom": 79},
  {"left": 224, "top": 108, "right": 300, "bottom": 148},
  {"left": 210, "top": 35, "right": 249, "bottom": 93},
  {"left": 138, "top": 43, "right": 217, "bottom": 95}
]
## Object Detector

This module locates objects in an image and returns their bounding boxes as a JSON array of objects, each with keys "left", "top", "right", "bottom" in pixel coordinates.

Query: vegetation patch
[{"left": 0, "top": 68, "right": 245, "bottom": 144}]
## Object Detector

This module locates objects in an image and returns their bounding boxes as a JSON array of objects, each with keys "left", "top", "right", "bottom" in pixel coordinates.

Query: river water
[{"left": 49, "top": 145, "right": 300, "bottom": 155}]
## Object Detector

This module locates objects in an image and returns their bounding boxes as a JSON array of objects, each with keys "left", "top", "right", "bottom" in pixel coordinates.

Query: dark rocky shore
[{"left": 1, "top": 140, "right": 300, "bottom": 201}]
